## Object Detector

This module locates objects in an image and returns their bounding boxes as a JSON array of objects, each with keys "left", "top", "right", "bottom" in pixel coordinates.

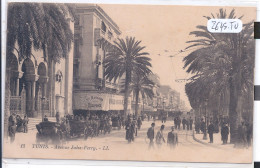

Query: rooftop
[{"left": 76, "top": 4, "right": 121, "bottom": 35}]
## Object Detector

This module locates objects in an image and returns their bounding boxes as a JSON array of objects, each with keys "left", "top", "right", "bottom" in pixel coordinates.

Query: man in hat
[
  {"left": 8, "top": 120, "right": 16, "bottom": 143},
  {"left": 208, "top": 121, "right": 214, "bottom": 143},
  {"left": 43, "top": 115, "right": 48, "bottom": 122},
  {"left": 221, "top": 123, "right": 229, "bottom": 145},
  {"left": 23, "top": 115, "right": 29, "bottom": 133},
  {"left": 167, "top": 126, "right": 178, "bottom": 149},
  {"left": 147, "top": 123, "right": 155, "bottom": 149},
  {"left": 182, "top": 117, "right": 187, "bottom": 130}
]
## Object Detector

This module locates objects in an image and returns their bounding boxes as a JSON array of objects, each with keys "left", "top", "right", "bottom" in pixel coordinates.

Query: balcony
[
  {"left": 105, "top": 80, "right": 117, "bottom": 89},
  {"left": 94, "top": 28, "right": 114, "bottom": 46}
]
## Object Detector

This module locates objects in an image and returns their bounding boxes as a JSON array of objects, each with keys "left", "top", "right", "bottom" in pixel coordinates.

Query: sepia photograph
[{"left": 2, "top": 2, "right": 256, "bottom": 163}]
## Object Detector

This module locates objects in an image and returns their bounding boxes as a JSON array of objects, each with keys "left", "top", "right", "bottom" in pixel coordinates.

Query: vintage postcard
[{"left": 2, "top": 3, "right": 256, "bottom": 163}]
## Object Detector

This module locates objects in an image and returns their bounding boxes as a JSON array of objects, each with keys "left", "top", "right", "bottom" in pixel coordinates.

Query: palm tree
[
  {"left": 104, "top": 37, "right": 152, "bottom": 117},
  {"left": 183, "top": 9, "right": 254, "bottom": 143},
  {"left": 121, "top": 72, "right": 155, "bottom": 116},
  {"left": 7, "top": 3, "right": 74, "bottom": 62}
]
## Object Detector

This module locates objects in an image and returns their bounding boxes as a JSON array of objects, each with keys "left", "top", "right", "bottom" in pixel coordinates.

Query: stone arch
[
  {"left": 7, "top": 52, "right": 18, "bottom": 71},
  {"left": 36, "top": 62, "right": 48, "bottom": 102},
  {"left": 7, "top": 52, "right": 21, "bottom": 96},
  {"left": 22, "top": 58, "right": 35, "bottom": 75},
  {"left": 20, "top": 58, "right": 38, "bottom": 117},
  {"left": 38, "top": 62, "right": 47, "bottom": 76},
  {"left": 19, "top": 54, "right": 38, "bottom": 73}
]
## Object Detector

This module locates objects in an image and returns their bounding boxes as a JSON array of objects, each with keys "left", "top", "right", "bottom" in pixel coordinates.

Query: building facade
[
  {"left": 5, "top": 19, "right": 74, "bottom": 119},
  {"left": 72, "top": 5, "right": 131, "bottom": 115}
]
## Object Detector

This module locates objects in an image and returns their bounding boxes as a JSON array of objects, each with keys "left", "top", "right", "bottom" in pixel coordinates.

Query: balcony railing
[{"left": 10, "top": 96, "right": 22, "bottom": 111}]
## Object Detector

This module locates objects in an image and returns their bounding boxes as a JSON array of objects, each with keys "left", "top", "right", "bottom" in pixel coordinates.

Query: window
[
  {"left": 56, "top": 73, "right": 62, "bottom": 82},
  {"left": 101, "top": 21, "right": 106, "bottom": 32}
]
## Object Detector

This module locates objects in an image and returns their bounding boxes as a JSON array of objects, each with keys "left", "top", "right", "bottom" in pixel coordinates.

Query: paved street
[{"left": 4, "top": 119, "right": 252, "bottom": 163}]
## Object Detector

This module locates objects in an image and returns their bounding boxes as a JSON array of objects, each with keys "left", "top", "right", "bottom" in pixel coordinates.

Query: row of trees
[
  {"left": 183, "top": 9, "right": 254, "bottom": 143},
  {"left": 104, "top": 37, "right": 155, "bottom": 116}
]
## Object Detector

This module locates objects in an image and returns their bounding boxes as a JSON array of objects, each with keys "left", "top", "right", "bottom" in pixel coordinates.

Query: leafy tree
[
  {"left": 7, "top": 3, "right": 74, "bottom": 62},
  {"left": 121, "top": 72, "right": 155, "bottom": 116},
  {"left": 183, "top": 9, "right": 254, "bottom": 143}
]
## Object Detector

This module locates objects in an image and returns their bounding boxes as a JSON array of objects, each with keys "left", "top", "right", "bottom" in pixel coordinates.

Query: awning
[{"left": 73, "top": 92, "right": 131, "bottom": 111}]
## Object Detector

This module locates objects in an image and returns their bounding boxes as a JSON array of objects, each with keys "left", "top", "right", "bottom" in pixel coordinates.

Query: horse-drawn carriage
[
  {"left": 36, "top": 116, "right": 113, "bottom": 143},
  {"left": 98, "top": 118, "right": 112, "bottom": 134},
  {"left": 111, "top": 117, "right": 122, "bottom": 130},
  {"left": 69, "top": 120, "right": 88, "bottom": 138},
  {"left": 36, "top": 120, "right": 90, "bottom": 143},
  {"left": 36, "top": 121, "right": 62, "bottom": 144}
]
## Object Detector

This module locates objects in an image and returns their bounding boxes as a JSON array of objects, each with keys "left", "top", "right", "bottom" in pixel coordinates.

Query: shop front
[{"left": 73, "top": 91, "right": 131, "bottom": 116}]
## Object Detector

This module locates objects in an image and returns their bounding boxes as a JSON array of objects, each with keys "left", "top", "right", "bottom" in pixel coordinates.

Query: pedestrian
[
  {"left": 189, "top": 117, "right": 193, "bottom": 130},
  {"left": 8, "top": 121, "right": 16, "bottom": 143},
  {"left": 182, "top": 117, "right": 186, "bottom": 130},
  {"left": 167, "top": 126, "right": 178, "bottom": 149},
  {"left": 125, "top": 118, "right": 133, "bottom": 143},
  {"left": 147, "top": 123, "right": 155, "bottom": 149},
  {"left": 137, "top": 117, "right": 142, "bottom": 130},
  {"left": 200, "top": 118, "right": 206, "bottom": 134},
  {"left": 161, "top": 114, "right": 164, "bottom": 123},
  {"left": 174, "top": 117, "right": 177, "bottom": 129},
  {"left": 246, "top": 122, "right": 253, "bottom": 147},
  {"left": 156, "top": 125, "right": 165, "bottom": 148},
  {"left": 23, "top": 115, "right": 29, "bottom": 133},
  {"left": 148, "top": 115, "right": 150, "bottom": 122},
  {"left": 221, "top": 123, "right": 229, "bottom": 145},
  {"left": 239, "top": 122, "right": 247, "bottom": 148},
  {"left": 186, "top": 119, "right": 190, "bottom": 130},
  {"left": 195, "top": 118, "right": 200, "bottom": 134},
  {"left": 55, "top": 112, "right": 60, "bottom": 123},
  {"left": 208, "top": 121, "right": 214, "bottom": 143},
  {"left": 177, "top": 117, "right": 181, "bottom": 130},
  {"left": 43, "top": 115, "right": 48, "bottom": 122}
]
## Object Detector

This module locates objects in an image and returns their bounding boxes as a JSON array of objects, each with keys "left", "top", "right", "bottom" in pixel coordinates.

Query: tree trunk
[
  {"left": 229, "top": 76, "right": 239, "bottom": 144},
  {"left": 123, "top": 70, "right": 131, "bottom": 118},
  {"left": 229, "top": 35, "right": 243, "bottom": 144},
  {"left": 135, "top": 89, "right": 140, "bottom": 117}
]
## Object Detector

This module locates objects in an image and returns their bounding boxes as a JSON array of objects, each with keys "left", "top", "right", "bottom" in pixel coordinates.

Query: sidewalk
[{"left": 193, "top": 131, "right": 234, "bottom": 149}]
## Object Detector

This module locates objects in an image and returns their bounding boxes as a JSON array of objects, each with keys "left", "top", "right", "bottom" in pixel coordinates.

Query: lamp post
[{"left": 41, "top": 97, "right": 46, "bottom": 122}]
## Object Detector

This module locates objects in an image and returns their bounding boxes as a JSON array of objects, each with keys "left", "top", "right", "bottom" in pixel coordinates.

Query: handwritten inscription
[{"left": 207, "top": 19, "right": 242, "bottom": 33}]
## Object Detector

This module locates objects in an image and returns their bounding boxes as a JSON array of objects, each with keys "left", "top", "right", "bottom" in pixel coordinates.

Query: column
[
  {"left": 4, "top": 68, "right": 11, "bottom": 140},
  {"left": 26, "top": 82, "right": 31, "bottom": 115},
  {"left": 31, "top": 81, "right": 36, "bottom": 117},
  {"left": 16, "top": 78, "right": 19, "bottom": 96}
]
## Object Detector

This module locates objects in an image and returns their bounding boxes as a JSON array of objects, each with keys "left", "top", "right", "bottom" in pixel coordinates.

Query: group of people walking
[
  {"left": 8, "top": 113, "right": 29, "bottom": 143},
  {"left": 173, "top": 116, "right": 193, "bottom": 131},
  {"left": 125, "top": 115, "right": 143, "bottom": 143},
  {"left": 195, "top": 116, "right": 252, "bottom": 147},
  {"left": 147, "top": 123, "right": 178, "bottom": 149}
]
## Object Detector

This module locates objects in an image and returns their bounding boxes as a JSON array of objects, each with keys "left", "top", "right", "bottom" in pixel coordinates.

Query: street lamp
[{"left": 41, "top": 97, "right": 46, "bottom": 122}]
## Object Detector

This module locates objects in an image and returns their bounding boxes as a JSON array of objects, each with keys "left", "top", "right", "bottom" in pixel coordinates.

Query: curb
[
  {"left": 192, "top": 131, "right": 234, "bottom": 150},
  {"left": 192, "top": 130, "right": 209, "bottom": 145}
]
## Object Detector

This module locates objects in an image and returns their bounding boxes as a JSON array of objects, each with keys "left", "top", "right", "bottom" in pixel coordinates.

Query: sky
[{"left": 99, "top": 4, "right": 256, "bottom": 110}]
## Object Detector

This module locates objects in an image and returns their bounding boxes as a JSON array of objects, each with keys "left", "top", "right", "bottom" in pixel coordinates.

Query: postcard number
[{"left": 207, "top": 19, "right": 242, "bottom": 33}]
